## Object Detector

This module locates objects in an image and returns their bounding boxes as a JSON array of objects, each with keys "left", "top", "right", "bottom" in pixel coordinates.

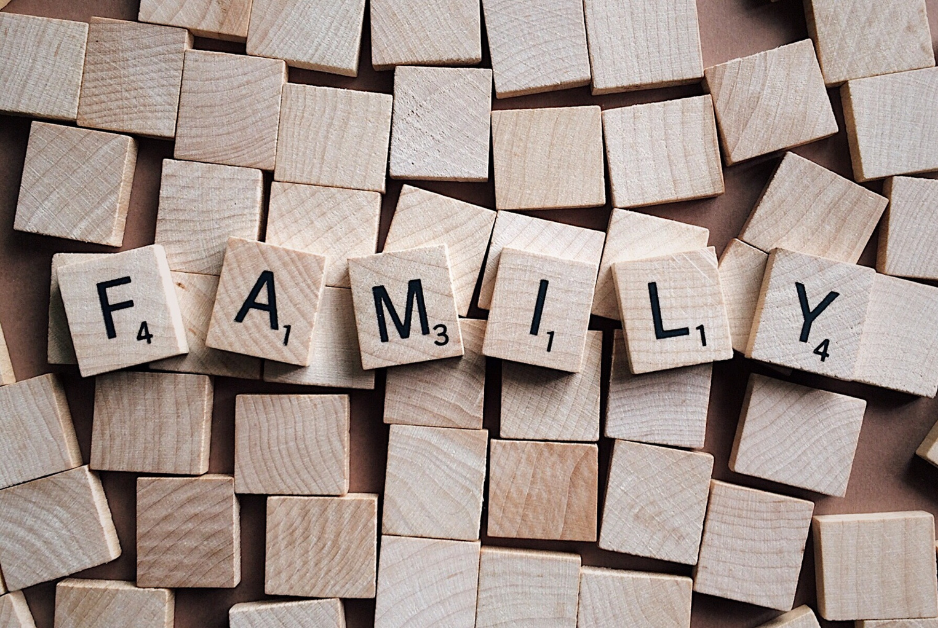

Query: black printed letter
[
  {"left": 530, "top": 280, "right": 549, "bottom": 336},
  {"left": 796, "top": 282, "right": 838, "bottom": 343},
  {"left": 373, "top": 279, "right": 430, "bottom": 343},
  {"left": 649, "top": 282, "right": 689, "bottom": 340},
  {"left": 235, "top": 270, "right": 279, "bottom": 330},
  {"left": 97, "top": 277, "right": 134, "bottom": 340}
]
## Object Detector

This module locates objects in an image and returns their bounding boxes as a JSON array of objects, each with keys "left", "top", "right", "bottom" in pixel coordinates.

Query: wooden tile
[
  {"left": 482, "top": 0, "right": 590, "bottom": 98},
  {"left": 91, "top": 372, "right": 213, "bottom": 475},
  {"left": 879, "top": 177, "right": 938, "bottom": 280},
  {"left": 0, "top": 323, "right": 13, "bottom": 386},
  {"left": 230, "top": 599, "right": 345, "bottom": 628},
  {"left": 348, "top": 245, "right": 463, "bottom": 369},
  {"left": 917, "top": 417, "right": 938, "bottom": 469},
  {"left": 491, "top": 106, "right": 605, "bottom": 209},
  {"left": 265, "top": 494, "right": 378, "bottom": 598},
  {"left": 0, "top": 592, "right": 36, "bottom": 628},
  {"left": 0, "top": 14, "right": 88, "bottom": 121},
  {"left": 500, "top": 330, "right": 601, "bottom": 442},
  {"left": 58, "top": 245, "right": 188, "bottom": 377},
  {"left": 384, "top": 186, "right": 495, "bottom": 316},
  {"left": 858, "top": 622, "right": 938, "bottom": 628},
  {"left": 694, "top": 480, "right": 814, "bottom": 611},
  {"left": 175, "top": 50, "right": 286, "bottom": 170},
  {"left": 577, "top": 567, "right": 692, "bottom": 628},
  {"left": 48, "top": 253, "right": 108, "bottom": 366},
  {"left": 275, "top": 84, "right": 393, "bottom": 193},
  {"left": 375, "top": 536, "right": 480, "bottom": 628},
  {"left": 266, "top": 182, "right": 380, "bottom": 288},
  {"left": 755, "top": 606, "right": 821, "bottom": 628},
  {"left": 719, "top": 239, "right": 769, "bottom": 353},
  {"left": 384, "top": 318, "right": 486, "bottom": 429},
  {"left": 78, "top": 18, "right": 191, "bottom": 139},
  {"left": 206, "top": 238, "right": 326, "bottom": 366},
  {"left": 813, "top": 511, "right": 938, "bottom": 620},
  {"left": 488, "top": 439, "right": 597, "bottom": 542},
  {"left": 137, "top": 475, "right": 240, "bottom": 589},
  {"left": 55, "top": 579, "right": 174, "bottom": 628},
  {"left": 603, "top": 95, "right": 723, "bottom": 208},
  {"left": 476, "top": 547, "right": 580, "bottom": 628},
  {"left": 235, "top": 394, "right": 349, "bottom": 495},
  {"left": 729, "top": 374, "right": 866, "bottom": 497},
  {"left": 246, "top": 0, "right": 365, "bottom": 76},
  {"left": 138, "top": 0, "right": 253, "bottom": 41},
  {"left": 371, "top": 0, "right": 480, "bottom": 69},
  {"left": 15, "top": 122, "right": 137, "bottom": 247},
  {"left": 705, "top": 40, "right": 837, "bottom": 165},
  {"left": 0, "top": 466, "right": 120, "bottom": 591},
  {"left": 599, "top": 440, "right": 713, "bottom": 565}
]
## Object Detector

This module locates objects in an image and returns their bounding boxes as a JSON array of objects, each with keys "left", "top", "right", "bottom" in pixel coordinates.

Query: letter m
[{"left": 372, "top": 279, "right": 430, "bottom": 343}]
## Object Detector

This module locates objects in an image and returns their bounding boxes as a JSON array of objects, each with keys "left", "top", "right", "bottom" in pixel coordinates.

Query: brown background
[{"left": 2, "top": 0, "right": 938, "bottom": 626}]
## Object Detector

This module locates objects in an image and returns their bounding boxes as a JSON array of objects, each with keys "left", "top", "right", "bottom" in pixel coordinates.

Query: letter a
[{"left": 235, "top": 270, "right": 279, "bottom": 330}]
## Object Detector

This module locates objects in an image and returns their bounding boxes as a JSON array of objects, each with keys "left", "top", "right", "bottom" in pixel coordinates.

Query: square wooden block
[
  {"left": 813, "top": 511, "right": 938, "bottom": 620},
  {"left": 138, "top": 0, "right": 253, "bottom": 40},
  {"left": 266, "top": 494, "right": 378, "bottom": 598},
  {"left": 0, "top": 323, "right": 14, "bottom": 386},
  {"left": 91, "top": 371, "right": 213, "bottom": 475},
  {"left": 705, "top": 40, "right": 837, "bottom": 165},
  {"left": 276, "top": 84, "right": 393, "bottom": 193},
  {"left": 137, "top": 475, "right": 240, "bottom": 589},
  {"left": 55, "top": 579, "right": 174, "bottom": 628},
  {"left": 492, "top": 106, "right": 605, "bottom": 209},
  {"left": 175, "top": 50, "right": 286, "bottom": 170},
  {"left": 0, "top": 592, "right": 35, "bottom": 628},
  {"left": 375, "top": 536, "right": 480, "bottom": 628},
  {"left": 207, "top": 238, "right": 326, "bottom": 366},
  {"left": 577, "top": 567, "right": 693, "bottom": 628},
  {"left": 918, "top": 417, "right": 938, "bottom": 469},
  {"left": 719, "top": 239, "right": 769, "bottom": 353},
  {"left": 230, "top": 599, "right": 345, "bottom": 628},
  {"left": 0, "top": 466, "right": 120, "bottom": 591},
  {"left": 756, "top": 607, "right": 821, "bottom": 628},
  {"left": 488, "top": 439, "right": 597, "bottom": 542},
  {"left": 48, "top": 253, "right": 108, "bottom": 365},
  {"left": 603, "top": 95, "right": 723, "bottom": 208},
  {"left": 371, "top": 0, "right": 481, "bottom": 69},
  {"left": 880, "top": 177, "right": 938, "bottom": 280},
  {"left": 729, "top": 374, "right": 866, "bottom": 496},
  {"left": 694, "top": 480, "right": 814, "bottom": 611},
  {"left": 15, "top": 122, "right": 137, "bottom": 247}
]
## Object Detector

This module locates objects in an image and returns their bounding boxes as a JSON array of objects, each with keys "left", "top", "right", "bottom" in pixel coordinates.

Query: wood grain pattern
[
  {"left": 48, "top": 253, "right": 108, "bottom": 366},
  {"left": 55, "top": 579, "right": 174, "bottom": 628},
  {"left": 879, "top": 177, "right": 938, "bottom": 280},
  {"left": 577, "top": 567, "right": 693, "bottom": 628},
  {"left": 858, "top": 621, "right": 938, "bottom": 628},
  {"left": 718, "top": 239, "right": 768, "bottom": 354},
  {"left": 371, "top": 0, "right": 481, "bottom": 69},
  {"left": 0, "top": 592, "right": 37, "bottom": 628},
  {"left": 755, "top": 606, "right": 821, "bottom": 628},
  {"left": 0, "top": 322, "right": 13, "bottom": 385},
  {"left": 230, "top": 599, "right": 345, "bottom": 628},
  {"left": 138, "top": 0, "right": 253, "bottom": 40}
]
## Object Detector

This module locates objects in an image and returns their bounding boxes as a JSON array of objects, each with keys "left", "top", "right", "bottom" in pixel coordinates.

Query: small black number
[
  {"left": 696, "top": 325, "right": 707, "bottom": 347},
  {"left": 136, "top": 321, "right": 153, "bottom": 344},
  {"left": 433, "top": 324, "right": 449, "bottom": 346},
  {"left": 546, "top": 330, "right": 555, "bottom": 352},
  {"left": 814, "top": 339, "right": 831, "bottom": 362},
  {"left": 283, "top": 324, "right": 292, "bottom": 346}
]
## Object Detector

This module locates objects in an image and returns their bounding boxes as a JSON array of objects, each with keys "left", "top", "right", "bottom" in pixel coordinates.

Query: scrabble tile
[
  {"left": 384, "top": 318, "right": 486, "bottom": 429},
  {"left": 694, "top": 480, "right": 814, "bottom": 611},
  {"left": 265, "top": 182, "right": 381, "bottom": 288},
  {"left": 482, "top": 0, "right": 590, "bottom": 98},
  {"left": 599, "top": 440, "right": 713, "bottom": 565},
  {"left": 0, "top": 592, "right": 36, "bottom": 628},
  {"left": 705, "top": 40, "right": 838, "bottom": 165},
  {"left": 55, "top": 579, "right": 174, "bottom": 628},
  {"left": 755, "top": 607, "right": 821, "bottom": 628},
  {"left": 78, "top": 18, "right": 191, "bottom": 139},
  {"left": 747, "top": 249, "right": 875, "bottom": 380},
  {"left": 806, "top": 0, "right": 934, "bottom": 85},
  {"left": 813, "top": 511, "right": 938, "bottom": 620},
  {"left": 0, "top": 323, "right": 13, "bottom": 386},
  {"left": 154, "top": 159, "right": 264, "bottom": 276},
  {"left": 488, "top": 439, "right": 597, "bottom": 542},
  {"left": 858, "top": 622, "right": 938, "bottom": 628},
  {"left": 58, "top": 245, "right": 188, "bottom": 377},
  {"left": 384, "top": 186, "right": 495, "bottom": 316},
  {"left": 577, "top": 567, "right": 693, "bottom": 628},
  {"left": 719, "top": 239, "right": 769, "bottom": 353},
  {"left": 383, "top": 425, "right": 488, "bottom": 540},
  {"left": 14, "top": 122, "right": 137, "bottom": 247},
  {"left": 880, "top": 177, "right": 938, "bottom": 280},
  {"left": 593, "top": 209, "right": 710, "bottom": 320},
  {"left": 375, "top": 536, "right": 480, "bottom": 628},
  {"left": 739, "top": 152, "right": 887, "bottom": 264},
  {"left": 917, "top": 417, "right": 938, "bottom": 469},
  {"left": 603, "top": 95, "right": 723, "bottom": 208},
  {"left": 230, "top": 599, "right": 345, "bottom": 628},
  {"left": 139, "top": 0, "right": 253, "bottom": 40},
  {"left": 0, "top": 14, "right": 88, "bottom": 121},
  {"left": 492, "top": 106, "right": 605, "bottom": 209},
  {"left": 246, "top": 0, "right": 366, "bottom": 76},
  {"left": 729, "top": 374, "right": 866, "bottom": 496},
  {"left": 476, "top": 547, "right": 580, "bottom": 628},
  {"left": 0, "top": 466, "right": 121, "bottom": 591},
  {"left": 137, "top": 475, "right": 240, "bottom": 589},
  {"left": 348, "top": 245, "right": 463, "bottom": 369},
  {"left": 206, "top": 238, "right": 326, "bottom": 366},
  {"left": 606, "top": 330, "right": 711, "bottom": 448},
  {"left": 175, "top": 50, "right": 286, "bottom": 171},
  {"left": 48, "top": 253, "right": 108, "bottom": 366},
  {"left": 372, "top": 0, "right": 480, "bottom": 70},
  {"left": 266, "top": 494, "right": 378, "bottom": 598},
  {"left": 235, "top": 394, "right": 349, "bottom": 495},
  {"left": 276, "top": 84, "right": 393, "bottom": 193},
  {"left": 500, "top": 330, "right": 601, "bottom": 441}
]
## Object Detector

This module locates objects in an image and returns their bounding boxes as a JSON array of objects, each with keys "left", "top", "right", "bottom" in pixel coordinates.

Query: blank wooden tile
[
  {"left": 55, "top": 579, "right": 174, "bottom": 628},
  {"left": 371, "top": 0, "right": 481, "bottom": 69},
  {"left": 719, "top": 239, "right": 769, "bottom": 353},
  {"left": 206, "top": 238, "right": 326, "bottom": 366},
  {"left": 918, "top": 417, "right": 938, "bottom": 469},
  {"left": 266, "top": 494, "right": 378, "bottom": 598},
  {"left": 15, "top": 122, "right": 137, "bottom": 247},
  {"left": 813, "top": 511, "right": 938, "bottom": 620},
  {"left": 375, "top": 536, "right": 480, "bottom": 628},
  {"left": 137, "top": 475, "right": 240, "bottom": 589},
  {"left": 705, "top": 40, "right": 837, "bottom": 165},
  {"left": 0, "top": 323, "right": 13, "bottom": 386},
  {"left": 0, "top": 14, "right": 88, "bottom": 121},
  {"left": 694, "top": 480, "right": 814, "bottom": 611},
  {"left": 880, "top": 177, "right": 938, "bottom": 280},
  {"left": 603, "top": 95, "right": 723, "bottom": 208},
  {"left": 0, "top": 466, "right": 120, "bottom": 591},
  {"left": 175, "top": 50, "right": 286, "bottom": 170},
  {"left": 858, "top": 622, "right": 938, "bottom": 628},
  {"left": 230, "top": 599, "right": 345, "bottom": 628},
  {"left": 577, "top": 567, "right": 692, "bottom": 628},
  {"left": 756, "top": 607, "right": 821, "bottom": 628},
  {"left": 275, "top": 84, "right": 393, "bottom": 193},
  {"left": 488, "top": 439, "right": 597, "bottom": 542},
  {"left": 48, "top": 253, "right": 108, "bottom": 366},
  {"left": 0, "top": 592, "right": 36, "bottom": 628},
  {"left": 246, "top": 0, "right": 365, "bottom": 76},
  {"left": 139, "top": 0, "right": 253, "bottom": 40}
]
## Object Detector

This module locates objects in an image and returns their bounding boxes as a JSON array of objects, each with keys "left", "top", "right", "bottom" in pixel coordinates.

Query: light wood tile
[
  {"left": 755, "top": 606, "right": 821, "bottom": 628},
  {"left": 0, "top": 592, "right": 36, "bottom": 628},
  {"left": 858, "top": 621, "right": 938, "bottom": 628},
  {"left": 718, "top": 239, "right": 769, "bottom": 353},
  {"left": 55, "top": 579, "right": 174, "bottom": 628},
  {"left": 138, "top": 0, "right": 253, "bottom": 41},
  {"left": 577, "top": 567, "right": 692, "bottom": 628},
  {"left": 48, "top": 253, "right": 108, "bottom": 366},
  {"left": 371, "top": 0, "right": 480, "bottom": 69},
  {"left": 0, "top": 323, "right": 14, "bottom": 386},
  {"left": 880, "top": 177, "right": 938, "bottom": 280},
  {"left": 230, "top": 599, "right": 345, "bottom": 628}
]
